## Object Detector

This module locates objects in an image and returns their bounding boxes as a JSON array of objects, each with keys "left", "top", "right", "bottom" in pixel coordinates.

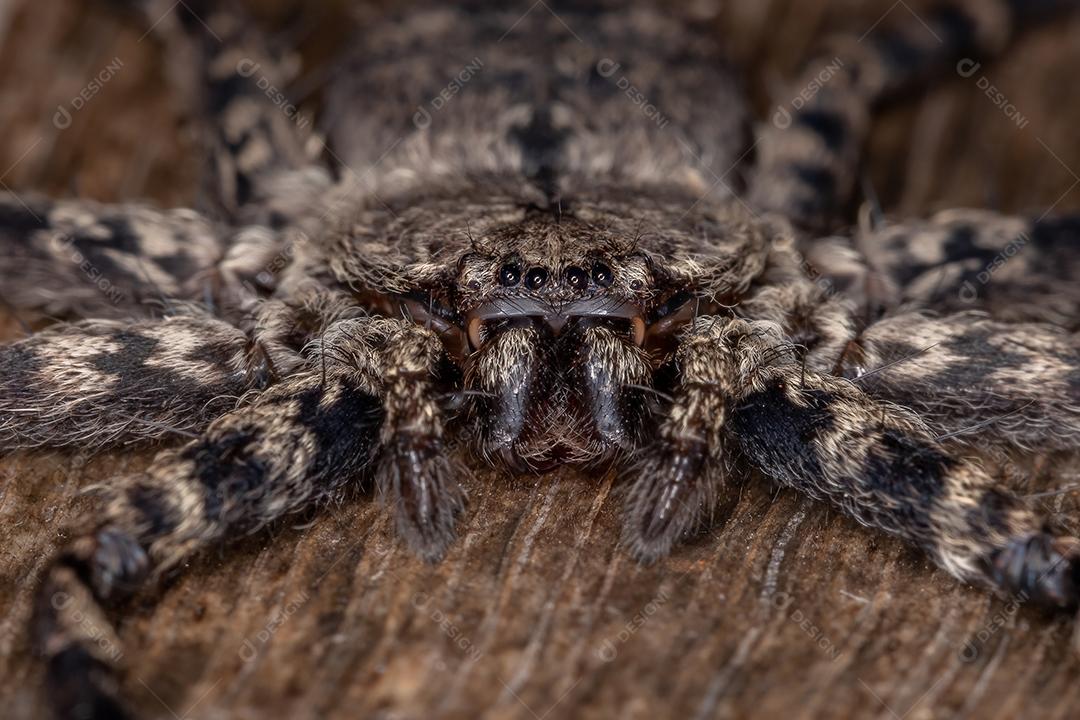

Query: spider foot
[
  {"left": 36, "top": 527, "right": 148, "bottom": 720},
  {"left": 380, "top": 434, "right": 465, "bottom": 562},
  {"left": 79, "top": 526, "right": 151, "bottom": 600},
  {"left": 44, "top": 642, "right": 131, "bottom": 720},
  {"left": 622, "top": 438, "right": 711, "bottom": 563},
  {"left": 984, "top": 533, "right": 1080, "bottom": 609},
  {"left": 985, "top": 533, "right": 1080, "bottom": 658}
]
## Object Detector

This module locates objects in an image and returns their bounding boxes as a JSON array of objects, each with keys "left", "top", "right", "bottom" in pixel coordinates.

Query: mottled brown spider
[{"left": 1, "top": 0, "right": 1079, "bottom": 717}]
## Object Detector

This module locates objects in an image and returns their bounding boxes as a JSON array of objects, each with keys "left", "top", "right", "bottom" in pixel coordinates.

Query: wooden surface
[{"left": 2, "top": 1, "right": 1080, "bottom": 718}]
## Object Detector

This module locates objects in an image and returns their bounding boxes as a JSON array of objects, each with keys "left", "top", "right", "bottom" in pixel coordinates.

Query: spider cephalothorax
[
  {"left": 319, "top": 183, "right": 774, "bottom": 474},
  {"left": 2, "top": 1, "right": 1080, "bottom": 718}
]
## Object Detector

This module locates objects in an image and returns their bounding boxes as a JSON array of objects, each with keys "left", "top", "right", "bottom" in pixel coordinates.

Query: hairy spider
[{"left": 2, "top": 0, "right": 1079, "bottom": 717}]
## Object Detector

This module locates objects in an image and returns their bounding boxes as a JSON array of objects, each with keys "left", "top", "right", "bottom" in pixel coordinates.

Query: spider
[{"left": 2, "top": 0, "right": 1079, "bottom": 717}]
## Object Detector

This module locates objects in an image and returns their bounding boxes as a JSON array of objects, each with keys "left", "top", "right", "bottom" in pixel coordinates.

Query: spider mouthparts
[{"left": 465, "top": 298, "right": 646, "bottom": 350}]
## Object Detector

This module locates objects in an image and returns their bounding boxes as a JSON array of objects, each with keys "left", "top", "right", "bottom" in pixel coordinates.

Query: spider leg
[
  {"left": 113, "top": 0, "right": 329, "bottom": 224},
  {"left": 838, "top": 312, "right": 1080, "bottom": 454},
  {"left": 354, "top": 319, "right": 465, "bottom": 560},
  {"left": 0, "top": 189, "right": 313, "bottom": 328},
  {"left": 736, "top": 235, "right": 858, "bottom": 373},
  {"left": 623, "top": 233, "right": 836, "bottom": 559},
  {"left": 728, "top": 345, "right": 1080, "bottom": 609},
  {"left": 635, "top": 315, "right": 1080, "bottom": 615},
  {"left": 0, "top": 267, "right": 363, "bottom": 449},
  {"left": 749, "top": 0, "right": 1079, "bottom": 231},
  {"left": 34, "top": 367, "right": 380, "bottom": 720},
  {"left": 0, "top": 313, "right": 272, "bottom": 451},
  {"left": 0, "top": 1, "right": 336, "bottom": 322},
  {"left": 739, "top": 233, "right": 1079, "bottom": 455},
  {"left": 0, "top": 194, "right": 226, "bottom": 320},
  {"left": 857, "top": 209, "right": 1080, "bottom": 328},
  {"left": 622, "top": 318, "right": 754, "bottom": 561},
  {"left": 33, "top": 314, "right": 461, "bottom": 719}
]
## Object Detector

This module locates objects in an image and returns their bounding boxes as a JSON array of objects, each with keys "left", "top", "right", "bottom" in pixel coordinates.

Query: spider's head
[
  {"left": 455, "top": 212, "right": 654, "bottom": 353},
  {"left": 329, "top": 184, "right": 774, "bottom": 472}
]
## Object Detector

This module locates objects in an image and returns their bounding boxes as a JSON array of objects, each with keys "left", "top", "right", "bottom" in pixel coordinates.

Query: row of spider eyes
[{"left": 497, "top": 261, "right": 614, "bottom": 290}]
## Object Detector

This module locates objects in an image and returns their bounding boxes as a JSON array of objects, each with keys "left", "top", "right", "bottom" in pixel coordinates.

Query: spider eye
[
  {"left": 564, "top": 266, "right": 588, "bottom": 290},
  {"left": 525, "top": 267, "right": 548, "bottom": 290},
  {"left": 499, "top": 263, "right": 521, "bottom": 286},
  {"left": 592, "top": 262, "right": 613, "bottom": 287}
]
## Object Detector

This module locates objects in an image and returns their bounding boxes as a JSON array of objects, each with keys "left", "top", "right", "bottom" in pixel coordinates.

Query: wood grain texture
[{"left": 2, "top": 1, "right": 1080, "bottom": 718}]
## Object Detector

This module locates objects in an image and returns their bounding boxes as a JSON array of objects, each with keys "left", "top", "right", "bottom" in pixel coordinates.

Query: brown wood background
[{"left": 2, "top": 1, "right": 1080, "bottom": 718}]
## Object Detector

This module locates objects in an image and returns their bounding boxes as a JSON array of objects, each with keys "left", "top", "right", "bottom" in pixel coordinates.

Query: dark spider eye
[
  {"left": 592, "top": 261, "right": 613, "bottom": 287},
  {"left": 525, "top": 267, "right": 548, "bottom": 290},
  {"left": 499, "top": 263, "right": 521, "bottom": 286},
  {"left": 564, "top": 266, "right": 588, "bottom": 290}
]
